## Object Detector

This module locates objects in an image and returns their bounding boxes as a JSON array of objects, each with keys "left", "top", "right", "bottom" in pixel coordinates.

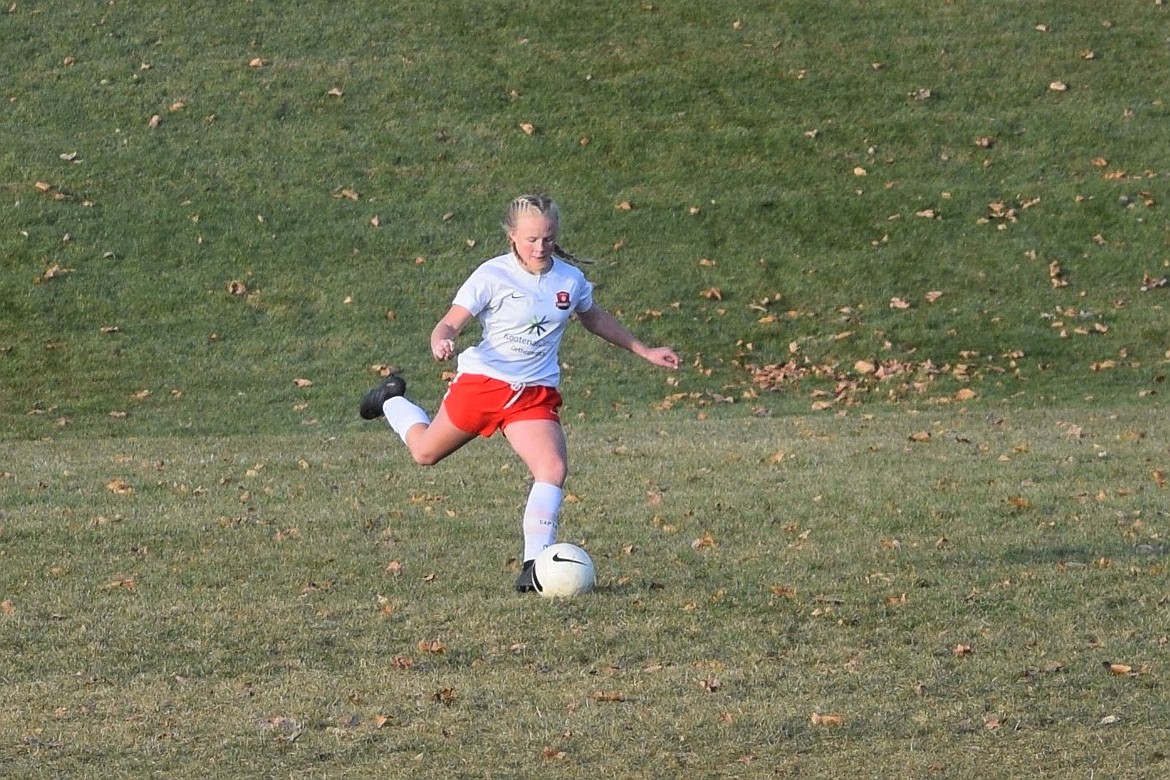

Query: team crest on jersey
[{"left": 555, "top": 291, "right": 571, "bottom": 310}]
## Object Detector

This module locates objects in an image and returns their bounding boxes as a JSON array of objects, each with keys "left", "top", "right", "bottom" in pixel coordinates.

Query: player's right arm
[{"left": 430, "top": 305, "right": 473, "bottom": 361}]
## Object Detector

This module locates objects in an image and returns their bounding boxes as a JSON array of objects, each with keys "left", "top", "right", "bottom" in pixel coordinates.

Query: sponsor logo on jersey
[{"left": 555, "top": 291, "right": 571, "bottom": 310}]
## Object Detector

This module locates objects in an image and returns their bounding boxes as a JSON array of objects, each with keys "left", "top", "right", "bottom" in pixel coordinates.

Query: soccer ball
[{"left": 532, "top": 543, "right": 596, "bottom": 598}]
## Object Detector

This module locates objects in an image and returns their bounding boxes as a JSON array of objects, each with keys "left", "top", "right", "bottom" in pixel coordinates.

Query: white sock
[
  {"left": 383, "top": 396, "right": 430, "bottom": 443},
  {"left": 522, "top": 482, "right": 563, "bottom": 561}
]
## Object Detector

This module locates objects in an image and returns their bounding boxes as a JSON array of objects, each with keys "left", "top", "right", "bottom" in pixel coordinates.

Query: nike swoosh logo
[{"left": 551, "top": 553, "right": 587, "bottom": 565}]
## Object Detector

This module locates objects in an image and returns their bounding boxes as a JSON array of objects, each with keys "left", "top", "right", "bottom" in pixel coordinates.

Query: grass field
[{"left": 2, "top": 1, "right": 1169, "bottom": 777}]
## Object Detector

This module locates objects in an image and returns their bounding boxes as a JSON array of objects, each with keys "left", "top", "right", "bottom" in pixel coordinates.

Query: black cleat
[
  {"left": 359, "top": 374, "right": 407, "bottom": 420},
  {"left": 515, "top": 560, "right": 540, "bottom": 593}
]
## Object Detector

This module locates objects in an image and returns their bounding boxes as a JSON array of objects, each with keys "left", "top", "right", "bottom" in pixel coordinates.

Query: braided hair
[{"left": 503, "top": 194, "right": 593, "bottom": 265}]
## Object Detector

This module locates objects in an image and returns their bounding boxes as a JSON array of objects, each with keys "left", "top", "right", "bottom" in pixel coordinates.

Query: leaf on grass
[
  {"left": 106, "top": 478, "right": 134, "bottom": 495},
  {"left": 1, "top": 600, "right": 15, "bottom": 615},
  {"left": 327, "top": 87, "right": 344, "bottom": 97},
  {"left": 955, "top": 388, "right": 978, "bottom": 401},
  {"left": 432, "top": 687, "right": 457, "bottom": 705},
  {"left": 100, "top": 576, "right": 137, "bottom": 591},
  {"left": 691, "top": 531, "right": 717, "bottom": 550},
  {"left": 227, "top": 280, "right": 248, "bottom": 296},
  {"left": 292, "top": 378, "right": 313, "bottom": 389},
  {"left": 810, "top": 712, "right": 844, "bottom": 726},
  {"left": 592, "top": 691, "right": 626, "bottom": 703},
  {"left": 418, "top": 638, "right": 447, "bottom": 655},
  {"left": 908, "top": 431, "right": 931, "bottom": 443},
  {"left": 889, "top": 297, "right": 911, "bottom": 310},
  {"left": 1049, "top": 81, "right": 1069, "bottom": 92},
  {"left": 924, "top": 290, "right": 944, "bottom": 303},
  {"left": 615, "top": 200, "right": 634, "bottom": 211},
  {"left": 953, "top": 644, "right": 973, "bottom": 657},
  {"left": 700, "top": 287, "right": 723, "bottom": 300},
  {"left": 1008, "top": 496, "right": 1031, "bottom": 509},
  {"left": 519, "top": 122, "right": 536, "bottom": 135},
  {"left": 1103, "top": 661, "right": 1143, "bottom": 676}
]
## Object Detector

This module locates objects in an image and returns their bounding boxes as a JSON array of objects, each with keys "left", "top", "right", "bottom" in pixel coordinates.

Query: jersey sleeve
[
  {"left": 451, "top": 265, "right": 494, "bottom": 316},
  {"left": 574, "top": 275, "right": 595, "bottom": 314}
]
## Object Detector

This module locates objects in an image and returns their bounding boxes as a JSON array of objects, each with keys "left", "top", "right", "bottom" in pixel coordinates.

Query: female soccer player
[{"left": 359, "top": 194, "right": 680, "bottom": 591}]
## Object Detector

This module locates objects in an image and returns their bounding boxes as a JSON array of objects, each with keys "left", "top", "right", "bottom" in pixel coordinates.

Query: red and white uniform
[{"left": 452, "top": 253, "right": 593, "bottom": 387}]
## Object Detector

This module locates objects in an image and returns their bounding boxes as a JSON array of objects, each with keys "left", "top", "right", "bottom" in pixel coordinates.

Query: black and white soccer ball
[{"left": 532, "top": 543, "right": 596, "bottom": 598}]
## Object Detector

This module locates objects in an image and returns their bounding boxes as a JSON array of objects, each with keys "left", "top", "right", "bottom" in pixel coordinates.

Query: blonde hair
[{"left": 504, "top": 194, "right": 592, "bottom": 265}]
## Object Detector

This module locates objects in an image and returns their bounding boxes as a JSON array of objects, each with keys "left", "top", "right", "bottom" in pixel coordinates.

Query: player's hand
[
  {"left": 432, "top": 338, "right": 455, "bottom": 361},
  {"left": 645, "top": 346, "right": 680, "bottom": 370}
]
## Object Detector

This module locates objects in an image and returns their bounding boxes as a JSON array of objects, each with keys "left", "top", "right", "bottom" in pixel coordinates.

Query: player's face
[{"left": 509, "top": 213, "right": 558, "bottom": 274}]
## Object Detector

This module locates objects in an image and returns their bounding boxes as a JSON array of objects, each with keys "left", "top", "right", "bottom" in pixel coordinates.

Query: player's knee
[
  {"left": 410, "top": 448, "right": 444, "bottom": 467},
  {"left": 535, "top": 461, "right": 568, "bottom": 486}
]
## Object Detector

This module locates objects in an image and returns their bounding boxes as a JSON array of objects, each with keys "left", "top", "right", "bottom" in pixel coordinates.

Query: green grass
[
  {"left": 2, "top": 412, "right": 1167, "bottom": 777},
  {"left": 2, "top": 0, "right": 1170, "bottom": 777}
]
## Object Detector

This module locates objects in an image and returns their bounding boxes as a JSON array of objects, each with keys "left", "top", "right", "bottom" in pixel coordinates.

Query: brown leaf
[
  {"left": 810, "top": 712, "right": 844, "bottom": 726},
  {"left": 591, "top": 691, "right": 626, "bottom": 703},
  {"left": 292, "top": 378, "right": 313, "bottom": 389},
  {"left": 700, "top": 287, "right": 723, "bottom": 301},
  {"left": 691, "top": 531, "right": 716, "bottom": 550},
  {"left": 432, "top": 687, "right": 457, "bottom": 704},
  {"left": 952, "top": 644, "right": 973, "bottom": 657},
  {"left": 327, "top": 87, "right": 344, "bottom": 97},
  {"left": 889, "top": 297, "right": 911, "bottom": 310},
  {"left": 418, "top": 638, "right": 447, "bottom": 655},
  {"left": 908, "top": 431, "right": 931, "bottom": 443},
  {"left": 615, "top": 200, "right": 634, "bottom": 211},
  {"left": 1103, "top": 661, "right": 1141, "bottom": 676},
  {"left": 227, "top": 280, "right": 248, "bottom": 296},
  {"left": 519, "top": 122, "right": 536, "bottom": 135},
  {"left": 1, "top": 600, "right": 15, "bottom": 615},
  {"left": 100, "top": 576, "right": 137, "bottom": 591},
  {"left": 106, "top": 478, "right": 135, "bottom": 495},
  {"left": 1049, "top": 81, "right": 1069, "bottom": 92}
]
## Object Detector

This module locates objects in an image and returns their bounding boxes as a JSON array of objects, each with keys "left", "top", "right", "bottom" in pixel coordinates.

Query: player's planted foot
[
  {"left": 359, "top": 374, "right": 407, "bottom": 420},
  {"left": 514, "top": 559, "right": 539, "bottom": 593}
]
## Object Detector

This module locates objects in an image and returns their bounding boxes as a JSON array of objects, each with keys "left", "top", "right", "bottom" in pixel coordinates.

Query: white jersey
[{"left": 452, "top": 253, "right": 594, "bottom": 387}]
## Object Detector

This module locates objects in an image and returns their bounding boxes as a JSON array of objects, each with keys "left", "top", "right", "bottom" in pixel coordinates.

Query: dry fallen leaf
[
  {"left": 1103, "top": 661, "right": 1142, "bottom": 677},
  {"left": 106, "top": 478, "right": 135, "bottom": 495},
  {"left": 418, "top": 638, "right": 447, "bottom": 655},
  {"left": 810, "top": 712, "right": 844, "bottom": 726},
  {"left": 592, "top": 691, "right": 626, "bottom": 703}
]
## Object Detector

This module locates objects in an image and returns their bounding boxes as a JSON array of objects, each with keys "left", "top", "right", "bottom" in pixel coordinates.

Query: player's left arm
[{"left": 577, "top": 305, "right": 680, "bottom": 370}]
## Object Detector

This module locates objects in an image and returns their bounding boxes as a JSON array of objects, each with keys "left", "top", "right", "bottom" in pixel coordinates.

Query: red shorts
[{"left": 441, "top": 373, "right": 562, "bottom": 437}]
